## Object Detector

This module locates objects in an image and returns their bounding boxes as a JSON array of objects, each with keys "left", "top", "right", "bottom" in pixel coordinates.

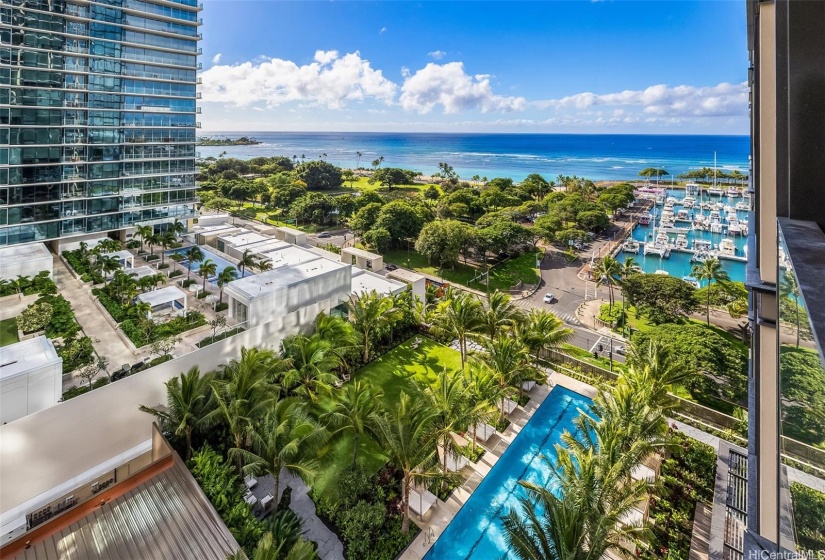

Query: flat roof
[
  {"left": 226, "top": 258, "right": 348, "bottom": 300},
  {"left": 386, "top": 268, "right": 426, "bottom": 283},
  {"left": 0, "top": 336, "right": 60, "bottom": 381},
  {"left": 108, "top": 249, "right": 134, "bottom": 261},
  {"left": 7, "top": 457, "right": 240, "bottom": 560},
  {"left": 241, "top": 239, "right": 290, "bottom": 254},
  {"left": 258, "top": 245, "right": 321, "bottom": 269},
  {"left": 351, "top": 269, "right": 405, "bottom": 296},
  {"left": 218, "top": 231, "right": 269, "bottom": 247},
  {"left": 275, "top": 226, "right": 305, "bottom": 237},
  {"left": 125, "top": 265, "right": 157, "bottom": 279},
  {"left": 138, "top": 286, "right": 187, "bottom": 307},
  {"left": 0, "top": 243, "right": 51, "bottom": 260},
  {"left": 342, "top": 246, "right": 382, "bottom": 260}
]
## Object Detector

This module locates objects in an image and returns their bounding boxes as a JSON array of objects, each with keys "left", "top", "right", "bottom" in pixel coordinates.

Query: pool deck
[{"left": 399, "top": 370, "right": 597, "bottom": 560}]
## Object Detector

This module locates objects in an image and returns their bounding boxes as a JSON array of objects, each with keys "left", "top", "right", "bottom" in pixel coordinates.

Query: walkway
[
  {"left": 0, "top": 293, "right": 41, "bottom": 321},
  {"left": 52, "top": 256, "right": 138, "bottom": 370}
]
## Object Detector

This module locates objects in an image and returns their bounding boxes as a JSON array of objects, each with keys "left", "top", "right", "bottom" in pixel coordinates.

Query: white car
[{"left": 543, "top": 293, "right": 555, "bottom": 304}]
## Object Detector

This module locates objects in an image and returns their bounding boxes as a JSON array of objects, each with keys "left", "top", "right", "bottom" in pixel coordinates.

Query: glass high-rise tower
[{"left": 0, "top": 0, "right": 201, "bottom": 247}]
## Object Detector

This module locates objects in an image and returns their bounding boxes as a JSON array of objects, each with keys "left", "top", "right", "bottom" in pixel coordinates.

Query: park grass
[
  {"left": 381, "top": 249, "right": 539, "bottom": 292},
  {"left": 0, "top": 318, "right": 19, "bottom": 347},
  {"left": 313, "top": 337, "right": 462, "bottom": 501}
]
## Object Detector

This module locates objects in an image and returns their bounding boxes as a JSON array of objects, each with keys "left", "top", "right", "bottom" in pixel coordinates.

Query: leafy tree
[
  {"left": 622, "top": 273, "right": 698, "bottom": 324},
  {"left": 415, "top": 219, "right": 472, "bottom": 268},
  {"left": 296, "top": 160, "right": 342, "bottom": 190},
  {"left": 349, "top": 202, "right": 382, "bottom": 237},
  {"left": 134, "top": 224, "right": 153, "bottom": 252},
  {"left": 553, "top": 228, "right": 588, "bottom": 248},
  {"left": 691, "top": 257, "right": 731, "bottom": 325},
  {"left": 149, "top": 335, "right": 180, "bottom": 361},
  {"left": 533, "top": 213, "right": 562, "bottom": 244},
  {"left": 289, "top": 192, "right": 335, "bottom": 226},
  {"left": 422, "top": 184, "right": 440, "bottom": 200},
  {"left": 592, "top": 256, "right": 622, "bottom": 309},
  {"left": 76, "top": 356, "right": 108, "bottom": 390},
  {"left": 520, "top": 173, "right": 551, "bottom": 199},
  {"left": 139, "top": 366, "right": 214, "bottom": 460},
  {"left": 362, "top": 227, "right": 392, "bottom": 253},
  {"left": 372, "top": 199, "right": 428, "bottom": 248},
  {"left": 341, "top": 169, "right": 356, "bottom": 190},
  {"left": 576, "top": 210, "right": 610, "bottom": 232},
  {"left": 369, "top": 167, "right": 411, "bottom": 191}
]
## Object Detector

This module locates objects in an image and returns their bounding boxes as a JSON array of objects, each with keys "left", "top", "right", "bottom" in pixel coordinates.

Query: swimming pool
[
  {"left": 165, "top": 246, "right": 254, "bottom": 285},
  {"left": 424, "top": 386, "right": 592, "bottom": 560}
]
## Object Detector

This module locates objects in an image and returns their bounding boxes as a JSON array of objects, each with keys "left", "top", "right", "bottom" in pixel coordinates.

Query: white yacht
[
  {"left": 727, "top": 187, "right": 740, "bottom": 198},
  {"left": 693, "top": 239, "right": 713, "bottom": 252},
  {"left": 708, "top": 186, "right": 724, "bottom": 196},
  {"left": 638, "top": 211, "right": 652, "bottom": 225},
  {"left": 710, "top": 222, "right": 724, "bottom": 234},
  {"left": 682, "top": 276, "right": 701, "bottom": 289},
  {"left": 735, "top": 201, "right": 750, "bottom": 211},
  {"left": 674, "top": 234, "right": 689, "bottom": 250},
  {"left": 622, "top": 240, "right": 640, "bottom": 254},
  {"left": 685, "top": 183, "right": 700, "bottom": 196},
  {"left": 718, "top": 238, "right": 736, "bottom": 258},
  {"left": 654, "top": 269, "right": 670, "bottom": 276},
  {"left": 691, "top": 251, "right": 712, "bottom": 264},
  {"left": 682, "top": 196, "right": 696, "bottom": 209},
  {"left": 674, "top": 209, "right": 691, "bottom": 222}
]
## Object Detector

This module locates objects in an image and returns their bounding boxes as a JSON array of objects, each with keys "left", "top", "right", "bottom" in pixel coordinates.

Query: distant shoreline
[{"left": 197, "top": 135, "right": 262, "bottom": 146}]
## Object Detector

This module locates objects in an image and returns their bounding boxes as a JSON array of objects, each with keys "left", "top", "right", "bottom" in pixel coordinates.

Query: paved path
[
  {"left": 52, "top": 256, "right": 137, "bottom": 370},
  {"left": 0, "top": 293, "right": 40, "bottom": 321}
]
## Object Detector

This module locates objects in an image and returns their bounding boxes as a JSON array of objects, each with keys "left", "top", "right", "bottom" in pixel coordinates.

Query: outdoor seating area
[
  {"left": 137, "top": 286, "right": 188, "bottom": 320},
  {"left": 409, "top": 484, "right": 438, "bottom": 518},
  {"left": 242, "top": 474, "right": 277, "bottom": 520}
]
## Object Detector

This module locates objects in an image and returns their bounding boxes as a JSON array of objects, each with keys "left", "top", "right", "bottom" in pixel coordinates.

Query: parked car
[
  {"left": 543, "top": 293, "right": 555, "bottom": 304},
  {"left": 385, "top": 263, "right": 398, "bottom": 271},
  {"left": 615, "top": 344, "right": 626, "bottom": 355},
  {"left": 317, "top": 231, "right": 332, "bottom": 238}
]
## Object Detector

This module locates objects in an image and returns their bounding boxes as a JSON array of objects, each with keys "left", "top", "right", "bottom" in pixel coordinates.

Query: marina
[{"left": 619, "top": 186, "right": 748, "bottom": 284}]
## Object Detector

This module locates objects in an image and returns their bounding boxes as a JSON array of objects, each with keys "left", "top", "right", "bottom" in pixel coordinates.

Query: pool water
[
  {"left": 165, "top": 246, "right": 254, "bottom": 285},
  {"left": 424, "top": 386, "right": 593, "bottom": 560},
  {"left": 617, "top": 188, "right": 747, "bottom": 284}
]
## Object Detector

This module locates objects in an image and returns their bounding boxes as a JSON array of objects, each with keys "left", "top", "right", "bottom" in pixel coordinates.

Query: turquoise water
[
  {"left": 198, "top": 132, "right": 749, "bottom": 182},
  {"left": 165, "top": 247, "right": 254, "bottom": 285},
  {"left": 617, "top": 188, "right": 747, "bottom": 284},
  {"left": 424, "top": 386, "right": 593, "bottom": 560}
]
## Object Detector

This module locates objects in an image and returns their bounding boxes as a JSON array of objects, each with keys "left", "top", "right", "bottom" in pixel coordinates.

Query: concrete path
[
  {"left": 0, "top": 293, "right": 41, "bottom": 321},
  {"left": 52, "top": 256, "right": 138, "bottom": 369}
]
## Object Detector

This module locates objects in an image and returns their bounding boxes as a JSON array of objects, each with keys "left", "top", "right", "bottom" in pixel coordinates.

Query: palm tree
[
  {"left": 139, "top": 366, "right": 214, "bottom": 460},
  {"left": 424, "top": 368, "right": 473, "bottom": 478},
  {"left": 355, "top": 151, "right": 362, "bottom": 169},
  {"left": 229, "top": 398, "right": 328, "bottom": 513},
  {"left": 593, "top": 255, "right": 621, "bottom": 309},
  {"left": 134, "top": 224, "right": 153, "bottom": 252},
  {"left": 432, "top": 289, "right": 483, "bottom": 368},
  {"left": 238, "top": 249, "right": 256, "bottom": 276},
  {"left": 517, "top": 308, "right": 573, "bottom": 368},
  {"left": 208, "top": 347, "right": 280, "bottom": 471},
  {"left": 480, "top": 291, "right": 524, "bottom": 341},
  {"left": 255, "top": 257, "right": 273, "bottom": 273},
  {"left": 170, "top": 219, "right": 185, "bottom": 240},
  {"left": 314, "top": 312, "right": 359, "bottom": 370},
  {"left": 96, "top": 254, "right": 120, "bottom": 285},
  {"left": 185, "top": 246, "right": 204, "bottom": 282},
  {"left": 216, "top": 266, "right": 238, "bottom": 306},
  {"left": 347, "top": 290, "right": 402, "bottom": 364},
  {"left": 280, "top": 334, "right": 340, "bottom": 403},
  {"left": 691, "top": 257, "right": 730, "bottom": 325},
  {"left": 478, "top": 337, "right": 535, "bottom": 422},
  {"left": 370, "top": 392, "right": 445, "bottom": 533},
  {"left": 463, "top": 362, "right": 501, "bottom": 454},
  {"left": 321, "top": 380, "right": 383, "bottom": 467},
  {"left": 199, "top": 258, "right": 217, "bottom": 293},
  {"left": 146, "top": 232, "right": 160, "bottom": 257},
  {"left": 158, "top": 231, "right": 176, "bottom": 266}
]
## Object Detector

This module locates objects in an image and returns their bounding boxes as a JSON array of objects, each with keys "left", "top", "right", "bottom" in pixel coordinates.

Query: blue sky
[{"left": 199, "top": 1, "right": 749, "bottom": 134}]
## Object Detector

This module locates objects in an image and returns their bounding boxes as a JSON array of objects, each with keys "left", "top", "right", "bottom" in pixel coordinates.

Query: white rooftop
[
  {"left": 218, "top": 232, "right": 269, "bottom": 247},
  {"left": 0, "top": 336, "right": 60, "bottom": 381},
  {"left": 242, "top": 239, "right": 290, "bottom": 255},
  {"left": 385, "top": 268, "right": 425, "bottom": 283},
  {"left": 258, "top": 246, "right": 321, "bottom": 269},
  {"left": 193, "top": 224, "right": 243, "bottom": 236},
  {"left": 227, "top": 258, "right": 348, "bottom": 299},
  {"left": 351, "top": 269, "right": 405, "bottom": 296},
  {"left": 138, "top": 286, "right": 187, "bottom": 307},
  {"left": 107, "top": 249, "right": 134, "bottom": 262},
  {"left": 125, "top": 266, "right": 157, "bottom": 279},
  {"left": 0, "top": 243, "right": 51, "bottom": 260},
  {"left": 342, "top": 247, "right": 382, "bottom": 260},
  {"left": 275, "top": 226, "right": 304, "bottom": 237}
]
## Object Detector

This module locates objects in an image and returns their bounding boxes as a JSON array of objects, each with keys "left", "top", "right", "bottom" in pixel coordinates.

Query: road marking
[{"left": 589, "top": 336, "right": 605, "bottom": 354}]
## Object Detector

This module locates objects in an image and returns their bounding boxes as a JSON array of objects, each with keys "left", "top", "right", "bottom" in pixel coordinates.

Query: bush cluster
[
  {"left": 121, "top": 311, "right": 205, "bottom": 348},
  {"left": 0, "top": 271, "right": 57, "bottom": 297}
]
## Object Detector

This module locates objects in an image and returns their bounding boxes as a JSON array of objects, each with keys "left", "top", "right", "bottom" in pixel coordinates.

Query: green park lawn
[
  {"left": 382, "top": 249, "right": 540, "bottom": 292},
  {"left": 0, "top": 318, "right": 19, "bottom": 347},
  {"left": 313, "top": 337, "right": 462, "bottom": 501}
]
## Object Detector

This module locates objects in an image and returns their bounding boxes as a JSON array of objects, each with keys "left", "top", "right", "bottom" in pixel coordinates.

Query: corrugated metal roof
[{"left": 10, "top": 459, "right": 240, "bottom": 560}]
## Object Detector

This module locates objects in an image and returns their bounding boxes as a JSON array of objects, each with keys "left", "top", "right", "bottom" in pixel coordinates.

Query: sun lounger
[
  {"left": 473, "top": 423, "right": 496, "bottom": 442},
  {"left": 408, "top": 488, "right": 437, "bottom": 517},
  {"left": 521, "top": 380, "right": 536, "bottom": 392},
  {"left": 243, "top": 493, "right": 257, "bottom": 506},
  {"left": 260, "top": 493, "right": 274, "bottom": 509},
  {"left": 245, "top": 476, "right": 258, "bottom": 490}
]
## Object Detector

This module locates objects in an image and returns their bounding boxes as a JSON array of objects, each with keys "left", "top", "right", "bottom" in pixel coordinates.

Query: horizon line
[{"left": 199, "top": 130, "right": 750, "bottom": 137}]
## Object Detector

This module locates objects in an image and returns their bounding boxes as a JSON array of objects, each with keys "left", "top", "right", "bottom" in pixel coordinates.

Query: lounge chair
[
  {"left": 260, "top": 493, "right": 274, "bottom": 510},
  {"left": 408, "top": 487, "right": 437, "bottom": 518},
  {"left": 472, "top": 423, "right": 496, "bottom": 442},
  {"left": 244, "top": 476, "right": 258, "bottom": 490}
]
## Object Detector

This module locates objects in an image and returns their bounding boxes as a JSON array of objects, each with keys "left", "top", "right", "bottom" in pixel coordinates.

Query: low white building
[
  {"left": 0, "top": 243, "right": 53, "bottom": 281},
  {"left": 224, "top": 258, "right": 350, "bottom": 327},
  {"left": 385, "top": 268, "right": 427, "bottom": 301},
  {"left": 216, "top": 231, "right": 270, "bottom": 260},
  {"left": 0, "top": 336, "right": 63, "bottom": 425},
  {"left": 274, "top": 226, "right": 307, "bottom": 245},
  {"left": 137, "top": 286, "right": 187, "bottom": 320},
  {"left": 341, "top": 247, "right": 384, "bottom": 272},
  {"left": 351, "top": 269, "right": 407, "bottom": 297},
  {"left": 193, "top": 224, "right": 244, "bottom": 246},
  {"left": 258, "top": 245, "right": 322, "bottom": 269}
]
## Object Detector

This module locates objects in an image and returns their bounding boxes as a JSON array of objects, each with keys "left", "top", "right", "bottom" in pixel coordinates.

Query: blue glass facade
[{"left": 0, "top": 0, "right": 201, "bottom": 246}]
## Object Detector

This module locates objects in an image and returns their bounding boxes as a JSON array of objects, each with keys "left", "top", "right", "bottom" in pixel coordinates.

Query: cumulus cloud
[
  {"left": 428, "top": 50, "right": 446, "bottom": 60},
  {"left": 200, "top": 50, "right": 397, "bottom": 109},
  {"left": 538, "top": 82, "right": 748, "bottom": 117},
  {"left": 399, "top": 62, "right": 526, "bottom": 114},
  {"left": 211, "top": 53, "right": 222, "bottom": 64}
]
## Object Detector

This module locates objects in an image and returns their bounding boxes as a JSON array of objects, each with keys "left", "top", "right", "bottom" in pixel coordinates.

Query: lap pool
[
  {"left": 165, "top": 246, "right": 254, "bottom": 286},
  {"left": 424, "top": 385, "right": 592, "bottom": 560}
]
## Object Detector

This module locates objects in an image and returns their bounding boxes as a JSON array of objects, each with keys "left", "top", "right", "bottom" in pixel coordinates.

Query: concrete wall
[
  {"left": 0, "top": 254, "right": 53, "bottom": 282},
  {"left": 0, "top": 358, "right": 62, "bottom": 425},
  {"left": 0, "top": 304, "right": 319, "bottom": 521}
]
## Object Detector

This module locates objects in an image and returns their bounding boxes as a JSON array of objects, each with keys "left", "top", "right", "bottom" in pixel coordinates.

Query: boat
[
  {"left": 638, "top": 211, "right": 652, "bottom": 225},
  {"left": 660, "top": 224, "right": 691, "bottom": 235},
  {"left": 682, "top": 275, "right": 701, "bottom": 288},
  {"left": 654, "top": 269, "right": 670, "bottom": 276},
  {"left": 685, "top": 183, "right": 700, "bottom": 196},
  {"left": 674, "top": 234, "right": 689, "bottom": 250},
  {"left": 727, "top": 187, "right": 740, "bottom": 198},
  {"left": 622, "top": 240, "right": 640, "bottom": 254},
  {"left": 693, "top": 239, "right": 712, "bottom": 252},
  {"left": 682, "top": 196, "right": 696, "bottom": 209},
  {"left": 666, "top": 196, "right": 679, "bottom": 206},
  {"left": 692, "top": 218, "right": 709, "bottom": 231},
  {"left": 655, "top": 193, "right": 665, "bottom": 205},
  {"left": 709, "top": 210, "right": 722, "bottom": 223},
  {"left": 707, "top": 187, "right": 724, "bottom": 196},
  {"left": 674, "top": 209, "right": 691, "bottom": 222},
  {"left": 735, "top": 201, "right": 750, "bottom": 211},
  {"left": 710, "top": 222, "right": 724, "bottom": 234},
  {"left": 718, "top": 238, "right": 736, "bottom": 258},
  {"left": 691, "top": 251, "right": 712, "bottom": 264}
]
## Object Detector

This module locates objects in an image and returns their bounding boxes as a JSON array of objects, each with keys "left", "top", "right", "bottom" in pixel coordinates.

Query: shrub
[
  {"left": 598, "top": 303, "right": 625, "bottom": 327},
  {"left": 56, "top": 335, "right": 95, "bottom": 373},
  {"left": 790, "top": 483, "right": 825, "bottom": 552},
  {"left": 157, "top": 263, "right": 169, "bottom": 270},
  {"left": 144, "top": 254, "right": 159, "bottom": 262},
  {"left": 215, "top": 302, "right": 228, "bottom": 312},
  {"left": 181, "top": 279, "right": 196, "bottom": 288},
  {"left": 169, "top": 270, "right": 183, "bottom": 278},
  {"left": 121, "top": 312, "right": 205, "bottom": 348},
  {"left": 0, "top": 271, "right": 58, "bottom": 297},
  {"left": 338, "top": 501, "right": 386, "bottom": 559},
  {"left": 93, "top": 288, "right": 128, "bottom": 322},
  {"left": 61, "top": 385, "right": 90, "bottom": 401},
  {"left": 148, "top": 355, "right": 173, "bottom": 367},
  {"left": 17, "top": 302, "right": 53, "bottom": 334},
  {"left": 196, "top": 327, "right": 245, "bottom": 348}
]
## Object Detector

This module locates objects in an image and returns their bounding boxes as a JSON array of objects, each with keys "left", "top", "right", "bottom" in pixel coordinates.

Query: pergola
[{"left": 137, "top": 286, "right": 187, "bottom": 320}]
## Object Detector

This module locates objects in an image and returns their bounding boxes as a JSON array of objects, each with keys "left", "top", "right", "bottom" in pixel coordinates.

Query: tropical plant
[
  {"left": 238, "top": 249, "right": 257, "bottom": 276},
  {"left": 146, "top": 232, "right": 160, "bottom": 257},
  {"left": 592, "top": 255, "right": 622, "bottom": 309},
  {"left": 170, "top": 219, "right": 185, "bottom": 240},
  {"left": 517, "top": 308, "right": 573, "bottom": 363},
  {"left": 313, "top": 312, "right": 359, "bottom": 370},
  {"left": 186, "top": 246, "right": 205, "bottom": 281},
  {"left": 480, "top": 291, "right": 524, "bottom": 341},
  {"left": 692, "top": 257, "right": 730, "bottom": 325},
  {"left": 199, "top": 259, "right": 218, "bottom": 293},
  {"left": 229, "top": 398, "right": 328, "bottom": 514},
  {"left": 217, "top": 266, "right": 239, "bottom": 306},
  {"left": 255, "top": 258, "right": 273, "bottom": 273},
  {"left": 424, "top": 368, "right": 474, "bottom": 478},
  {"left": 96, "top": 254, "right": 120, "bottom": 285},
  {"left": 369, "top": 392, "right": 446, "bottom": 533},
  {"left": 321, "top": 380, "right": 383, "bottom": 467},
  {"left": 347, "top": 290, "right": 402, "bottom": 364},
  {"left": 158, "top": 230, "right": 177, "bottom": 266},
  {"left": 479, "top": 337, "right": 536, "bottom": 421},
  {"left": 280, "top": 334, "right": 340, "bottom": 403},
  {"left": 463, "top": 362, "right": 501, "bottom": 454},
  {"left": 138, "top": 366, "right": 214, "bottom": 460},
  {"left": 135, "top": 224, "right": 153, "bottom": 252},
  {"left": 432, "top": 289, "right": 483, "bottom": 368}
]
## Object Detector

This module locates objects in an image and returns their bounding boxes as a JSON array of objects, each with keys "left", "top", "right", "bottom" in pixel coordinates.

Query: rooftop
[
  {"left": 226, "top": 258, "right": 348, "bottom": 300},
  {"left": 341, "top": 246, "right": 382, "bottom": 260},
  {"left": 0, "top": 243, "right": 51, "bottom": 261},
  {"left": 125, "top": 265, "right": 158, "bottom": 279},
  {"left": 275, "top": 225, "right": 304, "bottom": 237},
  {"left": 240, "top": 239, "right": 290, "bottom": 255},
  {"left": 137, "top": 286, "right": 187, "bottom": 308},
  {"left": 0, "top": 337, "right": 60, "bottom": 381},
  {"left": 218, "top": 231, "right": 269, "bottom": 247},
  {"left": 351, "top": 269, "right": 405, "bottom": 296},
  {"left": 385, "top": 267, "right": 426, "bottom": 283},
  {"left": 258, "top": 245, "right": 321, "bottom": 269}
]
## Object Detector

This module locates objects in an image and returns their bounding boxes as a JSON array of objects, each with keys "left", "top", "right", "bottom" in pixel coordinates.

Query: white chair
[
  {"left": 473, "top": 423, "right": 496, "bottom": 442},
  {"left": 408, "top": 488, "right": 437, "bottom": 518},
  {"left": 260, "top": 493, "right": 274, "bottom": 509},
  {"left": 244, "top": 476, "right": 258, "bottom": 490}
]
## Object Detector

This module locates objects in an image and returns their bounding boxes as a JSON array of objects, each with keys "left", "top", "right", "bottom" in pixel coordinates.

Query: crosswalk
[{"left": 514, "top": 299, "right": 582, "bottom": 326}]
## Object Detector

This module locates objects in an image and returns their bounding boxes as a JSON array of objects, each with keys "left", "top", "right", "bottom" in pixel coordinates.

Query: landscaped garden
[{"left": 0, "top": 318, "right": 19, "bottom": 347}]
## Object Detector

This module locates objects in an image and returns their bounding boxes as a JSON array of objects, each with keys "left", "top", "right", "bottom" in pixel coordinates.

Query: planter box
[{"left": 18, "top": 328, "right": 46, "bottom": 342}]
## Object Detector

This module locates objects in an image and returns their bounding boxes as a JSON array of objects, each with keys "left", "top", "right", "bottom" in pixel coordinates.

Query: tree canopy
[
  {"left": 296, "top": 160, "right": 342, "bottom": 190},
  {"left": 622, "top": 274, "right": 698, "bottom": 324}
]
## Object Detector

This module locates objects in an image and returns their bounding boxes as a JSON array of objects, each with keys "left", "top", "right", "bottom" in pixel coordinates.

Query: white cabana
[
  {"left": 124, "top": 265, "right": 157, "bottom": 280},
  {"left": 0, "top": 243, "right": 53, "bottom": 281},
  {"left": 502, "top": 398, "right": 518, "bottom": 416},
  {"left": 137, "top": 286, "right": 187, "bottom": 319},
  {"left": 408, "top": 485, "right": 438, "bottom": 518},
  {"left": 106, "top": 250, "right": 135, "bottom": 270},
  {"left": 473, "top": 423, "right": 496, "bottom": 442}
]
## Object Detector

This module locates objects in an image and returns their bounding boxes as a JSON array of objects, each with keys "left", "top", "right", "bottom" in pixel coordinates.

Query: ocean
[{"left": 198, "top": 132, "right": 750, "bottom": 183}]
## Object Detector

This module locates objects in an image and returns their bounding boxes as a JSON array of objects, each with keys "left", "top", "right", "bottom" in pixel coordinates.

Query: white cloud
[
  {"left": 200, "top": 50, "right": 397, "bottom": 109},
  {"left": 538, "top": 82, "right": 748, "bottom": 117},
  {"left": 399, "top": 62, "right": 526, "bottom": 114},
  {"left": 380, "top": 26, "right": 387, "bottom": 34},
  {"left": 211, "top": 53, "right": 222, "bottom": 65},
  {"left": 428, "top": 50, "right": 446, "bottom": 60}
]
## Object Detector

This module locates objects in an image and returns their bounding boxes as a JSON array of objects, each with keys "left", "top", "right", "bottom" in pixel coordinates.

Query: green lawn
[
  {"left": 0, "top": 318, "right": 19, "bottom": 347},
  {"left": 313, "top": 337, "right": 462, "bottom": 501},
  {"left": 382, "top": 249, "right": 539, "bottom": 292}
]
